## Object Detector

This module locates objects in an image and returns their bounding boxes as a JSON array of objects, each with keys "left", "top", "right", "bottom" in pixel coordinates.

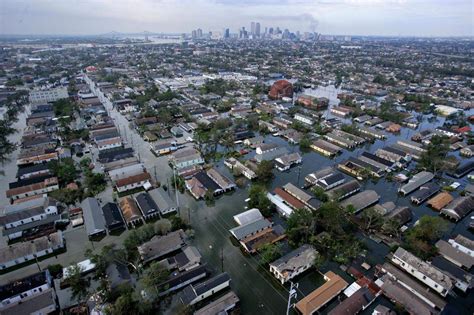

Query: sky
[{"left": 0, "top": 0, "right": 472, "bottom": 37}]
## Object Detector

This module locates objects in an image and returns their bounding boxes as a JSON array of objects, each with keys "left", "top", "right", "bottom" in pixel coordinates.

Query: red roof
[
  {"left": 274, "top": 187, "right": 306, "bottom": 209},
  {"left": 268, "top": 80, "right": 293, "bottom": 100},
  {"left": 455, "top": 126, "right": 471, "bottom": 133}
]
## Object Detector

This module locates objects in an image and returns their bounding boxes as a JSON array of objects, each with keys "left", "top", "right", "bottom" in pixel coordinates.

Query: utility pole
[
  {"left": 173, "top": 166, "right": 180, "bottom": 215},
  {"left": 286, "top": 282, "right": 298, "bottom": 315},
  {"left": 297, "top": 165, "right": 302, "bottom": 188},
  {"left": 220, "top": 248, "right": 224, "bottom": 272}
]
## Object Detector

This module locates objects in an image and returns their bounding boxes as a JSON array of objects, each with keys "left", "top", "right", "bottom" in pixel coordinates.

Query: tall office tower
[
  {"left": 197, "top": 28, "right": 203, "bottom": 38},
  {"left": 192, "top": 30, "right": 197, "bottom": 39},
  {"left": 250, "top": 22, "right": 256, "bottom": 36},
  {"left": 224, "top": 28, "right": 230, "bottom": 39},
  {"left": 269, "top": 27, "right": 274, "bottom": 35},
  {"left": 255, "top": 22, "right": 261, "bottom": 38}
]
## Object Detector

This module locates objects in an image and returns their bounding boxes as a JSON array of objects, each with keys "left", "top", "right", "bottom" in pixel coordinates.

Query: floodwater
[
  {"left": 1, "top": 84, "right": 473, "bottom": 314},
  {"left": 181, "top": 85, "right": 474, "bottom": 314},
  {"left": 0, "top": 108, "right": 29, "bottom": 212}
]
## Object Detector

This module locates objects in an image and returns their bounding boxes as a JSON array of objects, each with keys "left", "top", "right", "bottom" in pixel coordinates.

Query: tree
[
  {"left": 170, "top": 215, "right": 187, "bottom": 231},
  {"left": 256, "top": 160, "right": 274, "bottom": 182},
  {"left": 154, "top": 219, "right": 172, "bottom": 235},
  {"left": 141, "top": 262, "right": 170, "bottom": 299},
  {"left": 259, "top": 243, "right": 282, "bottom": 265},
  {"left": 204, "top": 190, "right": 215, "bottom": 206},
  {"left": 0, "top": 119, "right": 16, "bottom": 165},
  {"left": 66, "top": 265, "right": 89, "bottom": 304},
  {"left": 286, "top": 208, "right": 316, "bottom": 246},
  {"left": 299, "top": 134, "right": 312, "bottom": 151},
  {"left": 361, "top": 208, "right": 384, "bottom": 231},
  {"left": 312, "top": 186, "right": 329, "bottom": 202},
  {"left": 418, "top": 135, "right": 450, "bottom": 174},
  {"left": 49, "top": 158, "right": 77, "bottom": 185},
  {"left": 107, "top": 291, "right": 140, "bottom": 315},
  {"left": 248, "top": 185, "right": 273, "bottom": 217},
  {"left": 404, "top": 216, "right": 449, "bottom": 259}
]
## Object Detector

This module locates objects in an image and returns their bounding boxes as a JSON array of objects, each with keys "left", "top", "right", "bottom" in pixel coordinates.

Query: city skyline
[{"left": 0, "top": 0, "right": 472, "bottom": 37}]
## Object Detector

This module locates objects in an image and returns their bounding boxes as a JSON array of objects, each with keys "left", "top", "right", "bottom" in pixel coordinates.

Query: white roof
[
  {"left": 233, "top": 208, "right": 263, "bottom": 226},
  {"left": 63, "top": 259, "right": 96, "bottom": 279},
  {"left": 344, "top": 282, "right": 362, "bottom": 297}
]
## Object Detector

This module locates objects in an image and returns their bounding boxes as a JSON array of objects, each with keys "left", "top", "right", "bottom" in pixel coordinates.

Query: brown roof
[
  {"left": 115, "top": 172, "right": 151, "bottom": 187},
  {"left": 274, "top": 187, "right": 306, "bottom": 209},
  {"left": 268, "top": 80, "right": 293, "bottom": 100},
  {"left": 295, "top": 271, "right": 348, "bottom": 315},
  {"left": 6, "top": 177, "right": 58, "bottom": 197},
  {"left": 119, "top": 197, "right": 142, "bottom": 223},
  {"left": 427, "top": 192, "right": 453, "bottom": 211}
]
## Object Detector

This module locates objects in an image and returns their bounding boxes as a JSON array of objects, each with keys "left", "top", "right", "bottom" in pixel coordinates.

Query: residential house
[
  {"left": 274, "top": 152, "right": 302, "bottom": 171},
  {"left": 328, "top": 287, "right": 376, "bottom": 315},
  {"left": 325, "top": 132, "right": 356, "bottom": 149},
  {"left": 180, "top": 273, "right": 231, "bottom": 306},
  {"left": 157, "top": 264, "right": 208, "bottom": 296},
  {"left": 295, "top": 271, "right": 349, "bottom": 315},
  {"left": 135, "top": 192, "right": 160, "bottom": 220},
  {"left": 449, "top": 160, "right": 474, "bottom": 179},
  {"left": 315, "top": 173, "right": 345, "bottom": 191},
  {"left": 398, "top": 171, "right": 434, "bottom": 196},
  {"left": 358, "top": 126, "right": 386, "bottom": 140},
  {"left": 138, "top": 229, "right": 187, "bottom": 264},
  {"left": 81, "top": 197, "right": 106, "bottom": 237},
  {"left": 119, "top": 197, "right": 143, "bottom": 227},
  {"left": 379, "top": 262, "right": 446, "bottom": 312},
  {"left": 283, "top": 183, "right": 320, "bottom": 210},
  {"left": 224, "top": 158, "right": 256, "bottom": 180},
  {"left": 6, "top": 177, "right": 59, "bottom": 201},
  {"left": 449, "top": 235, "right": 474, "bottom": 257},
  {"left": 311, "top": 139, "right": 342, "bottom": 157},
  {"left": 158, "top": 246, "right": 202, "bottom": 272},
  {"left": 440, "top": 196, "right": 474, "bottom": 221},
  {"left": 0, "top": 231, "right": 64, "bottom": 270},
  {"left": 243, "top": 136, "right": 264, "bottom": 148},
  {"left": 435, "top": 240, "right": 474, "bottom": 269},
  {"left": 410, "top": 183, "right": 440, "bottom": 205},
  {"left": 391, "top": 247, "right": 453, "bottom": 296},
  {"left": 427, "top": 192, "right": 453, "bottom": 211},
  {"left": 152, "top": 142, "right": 177, "bottom": 156},
  {"left": 326, "top": 180, "right": 361, "bottom": 201},
  {"left": 431, "top": 256, "right": 473, "bottom": 293},
  {"left": 101, "top": 202, "right": 125, "bottom": 232},
  {"left": 207, "top": 168, "right": 236, "bottom": 192},
  {"left": 269, "top": 245, "right": 318, "bottom": 284},
  {"left": 254, "top": 146, "right": 288, "bottom": 163},
  {"left": 341, "top": 190, "right": 380, "bottom": 213},
  {"left": 115, "top": 172, "right": 151, "bottom": 193},
  {"left": 170, "top": 148, "right": 205, "bottom": 170},
  {"left": 148, "top": 188, "right": 178, "bottom": 215},
  {"left": 0, "top": 271, "right": 57, "bottom": 315},
  {"left": 294, "top": 113, "right": 314, "bottom": 126},
  {"left": 0, "top": 197, "right": 58, "bottom": 240},
  {"left": 194, "top": 291, "right": 240, "bottom": 315},
  {"left": 330, "top": 106, "right": 353, "bottom": 118},
  {"left": 304, "top": 167, "right": 334, "bottom": 187}
]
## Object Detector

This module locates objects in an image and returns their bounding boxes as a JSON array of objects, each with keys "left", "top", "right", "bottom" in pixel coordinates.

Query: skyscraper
[
  {"left": 250, "top": 22, "right": 256, "bottom": 36},
  {"left": 224, "top": 28, "right": 230, "bottom": 39},
  {"left": 255, "top": 22, "right": 261, "bottom": 38},
  {"left": 197, "top": 28, "right": 203, "bottom": 38}
]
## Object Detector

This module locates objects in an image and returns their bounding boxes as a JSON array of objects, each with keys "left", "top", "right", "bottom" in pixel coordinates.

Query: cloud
[{"left": 0, "top": 0, "right": 472, "bottom": 36}]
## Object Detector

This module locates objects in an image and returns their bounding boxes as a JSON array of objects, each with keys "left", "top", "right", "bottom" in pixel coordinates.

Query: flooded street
[{"left": 0, "top": 108, "right": 29, "bottom": 211}]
